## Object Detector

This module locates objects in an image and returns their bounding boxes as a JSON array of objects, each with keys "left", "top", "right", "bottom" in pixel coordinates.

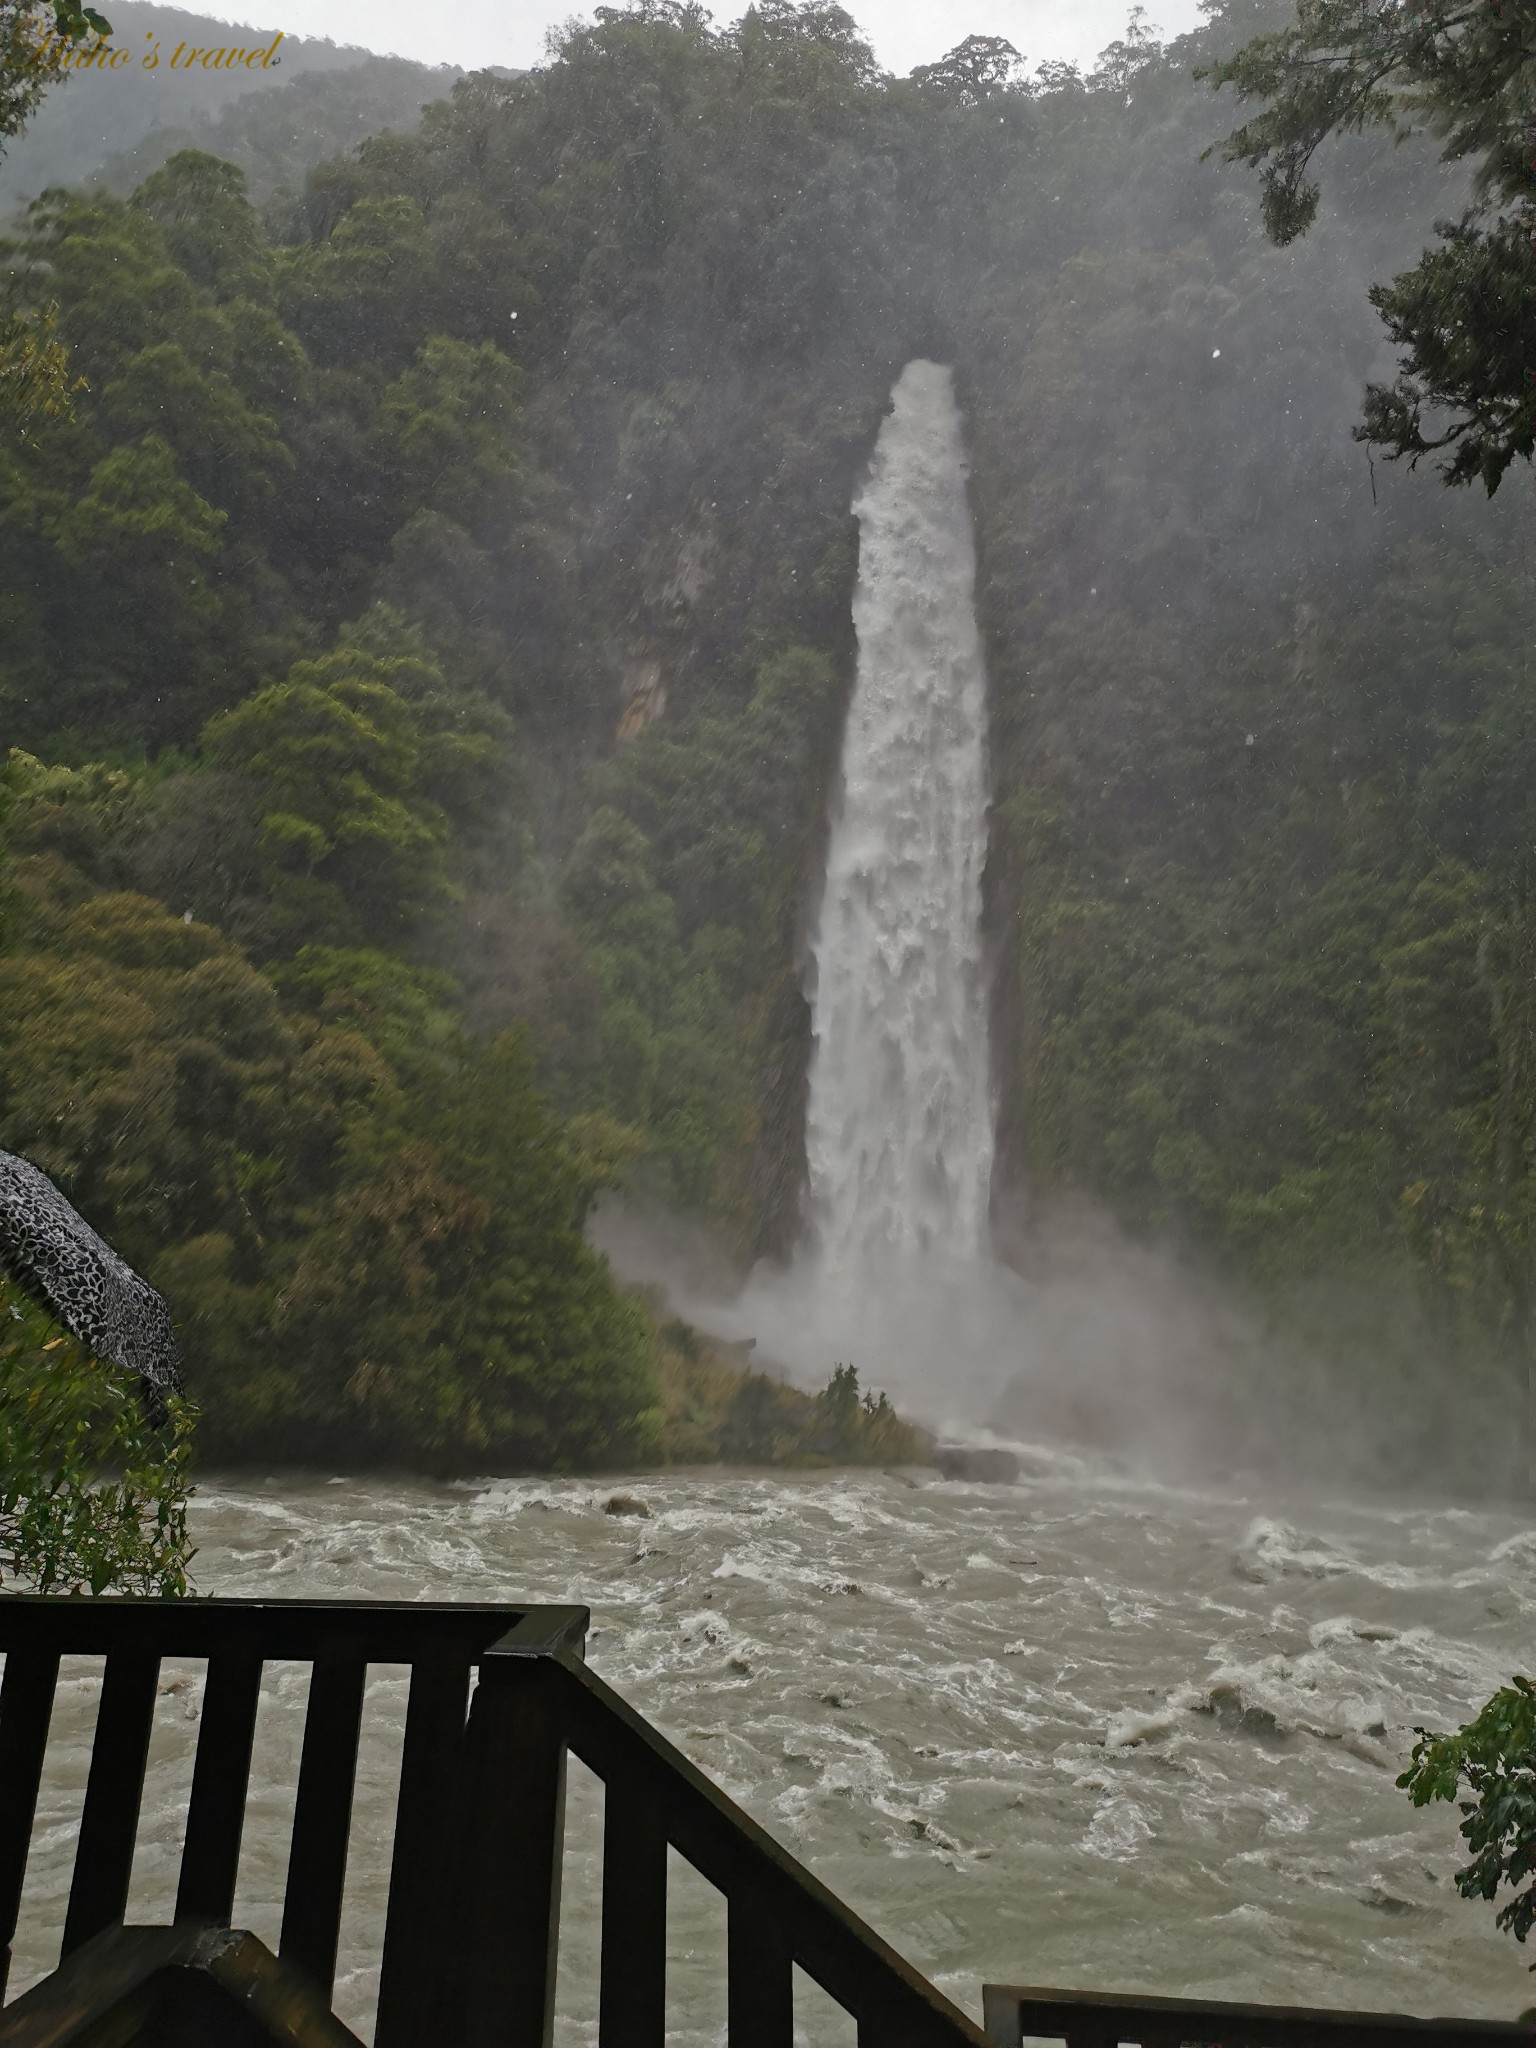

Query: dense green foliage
[
  {"left": 46, "top": 1, "right": 107, "bottom": 41},
  {"left": 0, "top": 294, "right": 76, "bottom": 430},
  {"left": 658, "top": 1340, "right": 928, "bottom": 1464},
  {"left": 0, "top": 1275, "right": 194, "bottom": 1591},
  {"left": 1, "top": 3, "right": 57, "bottom": 159},
  {"left": 1205, "top": 0, "right": 1536, "bottom": 491},
  {"left": 1400, "top": 1678, "right": 1536, "bottom": 1951},
  {"left": 0, "top": 0, "right": 1532, "bottom": 1479},
  {"left": 0, "top": 747, "right": 662, "bottom": 1467}
]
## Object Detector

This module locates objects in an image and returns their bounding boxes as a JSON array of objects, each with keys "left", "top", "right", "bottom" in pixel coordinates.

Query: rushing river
[{"left": 11, "top": 1454, "right": 1536, "bottom": 2038}]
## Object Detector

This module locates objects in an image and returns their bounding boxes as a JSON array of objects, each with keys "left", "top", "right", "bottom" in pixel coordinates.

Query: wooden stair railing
[
  {"left": 981, "top": 1984, "right": 1535, "bottom": 2048},
  {"left": 0, "top": 1594, "right": 990, "bottom": 2048},
  {"left": 4, "top": 1596, "right": 1518, "bottom": 2048}
]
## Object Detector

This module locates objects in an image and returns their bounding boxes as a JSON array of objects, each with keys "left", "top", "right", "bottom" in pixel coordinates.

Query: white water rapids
[{"left": 10, "top": 1465, "right": 1536, "bottom": 2038}]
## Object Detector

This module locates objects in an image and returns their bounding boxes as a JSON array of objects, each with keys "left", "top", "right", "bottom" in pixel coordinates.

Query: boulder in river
[{"left": 934, "top": 1445, "right": 1021, "bottom": 1484}]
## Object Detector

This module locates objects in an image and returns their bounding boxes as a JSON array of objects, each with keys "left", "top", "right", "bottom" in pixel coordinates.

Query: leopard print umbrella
[{"left": 0, "top": 1152, "right": 184, "bottom": 1426}]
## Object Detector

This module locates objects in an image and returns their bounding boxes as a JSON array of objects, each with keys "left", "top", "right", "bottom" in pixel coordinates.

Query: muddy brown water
[{"left": 9, "top": 1455, "right": 1535, "bottom": 2041}]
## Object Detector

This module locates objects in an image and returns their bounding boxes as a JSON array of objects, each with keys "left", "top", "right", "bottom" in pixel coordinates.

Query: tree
[
  {"left": 273, "top": 1030, "right": 663, "bottom": 1471},
  {"left": 913, "top": 35, "right": 1024, "bottom": 101},
  {"left": 1, "top": 3, "right": 51, "bottom": 153},
  {"left": 280, "top": 194, "right": 436, "bottom": 371},
  {"left": 1400, "top": 1679, "right": 1536, "bottom": 1953},
  {"left": 40, "top": 1, "right": 106, "bottom": 38},
  {"left": 0, "top": 1277, "right": 194, "bottom": 1593},
  {"left": 130, "top": 152, "right": 273, "bottom": 303},
  {"left": 0, "top": 771, "right": 666, "bottom": 1473},
  {"left": 1204, "top": 0, "right": 1536, "bottom": 491},
  {"left": 201, "top": 651, "right": 495, "bottom": 950},
  {"left": 732, "top": 0, "right": 880, "bottom": 100},
  {"left": 0, "top": 733, "right": 195, "bottom": 1603},
  {"left": 0, "top": 302, "right": 81, "bottom": 440},
  {"left": 911, "top": 35, "right": 1023, "bottom": 104},
  {"left": 2, "top": 3, "right": 113, "bottom": 161}
]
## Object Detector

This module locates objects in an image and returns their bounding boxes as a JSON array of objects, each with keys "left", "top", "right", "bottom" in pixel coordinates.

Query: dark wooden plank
[
  {"left": 0, "top": 1594, "right": 528, "bottom": 1668},
  {"left": 994, "top": 1992, "right": 1533, "bottom": 2048},
  {"left": 727, "top": 1888, "right": 792, "bottom": 2048},
  {"left": 0, "top": 1922, "right": 367, "bottom": 2046},
  {"left": 853, "top": 1982, "right": 970, "bottom": 2048},
  {"left": 599, "top": 1773, "right": 668, "bottom": 2048},
  {"left": 0, "top": 1647, "right": 59, "bottom": 2001},
  {"left": 372, "top": 1651, "right": 471, "bottom": 2048},
  {"left": 479, "top": 1607, "right": 590, "bottom": 1661},
  {"left": 175, "top": 1647, "right": 263, "bottom": 1927},
  {"left": 278, "top": 1643, "right": 368, "bottom": 2000},
  {"left": 61, "top": 1645, "right": 161, "bottom": 1956},
  {"left": 433, "top": 1654, "right": 569, "bottom": 2048}
]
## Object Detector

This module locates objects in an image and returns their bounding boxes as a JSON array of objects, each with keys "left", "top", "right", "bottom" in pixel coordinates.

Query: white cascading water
[
  {"left": 710, "top": 358, "right": 1020, "bottom": 1427},
  {"left": 803, "top": 358, "right": 994, "bottom": 1266}
]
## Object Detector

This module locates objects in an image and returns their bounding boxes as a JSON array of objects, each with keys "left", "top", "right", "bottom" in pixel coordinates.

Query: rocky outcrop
[
  {"left": 615, "top": 519, "right": 717, "bottom": 743},
  {"left": 934, "top": 1445, "right": 1021, "bottom": 1484},
  {"left": 617, "top": 656, "right": 666, "bottom": 742},
  {"left": 746, "top": 970, "right": 815, "bottom": 1262}
]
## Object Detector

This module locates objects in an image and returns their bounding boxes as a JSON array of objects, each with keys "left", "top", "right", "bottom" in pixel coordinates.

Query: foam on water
[{"left": 8, "top": 1464, "right": 1535, "bottom": 2040}]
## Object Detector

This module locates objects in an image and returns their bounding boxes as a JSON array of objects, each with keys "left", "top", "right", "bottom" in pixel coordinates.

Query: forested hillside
[
  {"left": 94, "top": 50, "right": 461, "bottom": 203},
  {"left": 2, "top": 0, "right": 1531, "bottom": 1481}
]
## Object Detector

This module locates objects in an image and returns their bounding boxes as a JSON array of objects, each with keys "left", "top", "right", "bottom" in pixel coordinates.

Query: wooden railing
[
  {"left": 0, "top": 1594, "right": 990, "bottom": 2048},
  {"left": 981, "top": 1985, "right": 1534, "bottom": 2048},
  {"left": 4, "top": 1595, "right": 1523, "bottom": 2048}
]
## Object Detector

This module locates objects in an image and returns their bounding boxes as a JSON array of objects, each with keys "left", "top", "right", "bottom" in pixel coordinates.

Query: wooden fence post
[{"left": 432, "top": 1608, "right": 588, "bottom": 2048}]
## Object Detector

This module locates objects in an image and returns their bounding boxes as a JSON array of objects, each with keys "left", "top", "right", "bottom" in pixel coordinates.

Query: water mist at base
[
  {"left": 590, "top": 363, "right": 1492, "bottom": 1488},
  {"left": 595, "top": 360, "right": 1265, "bottom": 1453}
]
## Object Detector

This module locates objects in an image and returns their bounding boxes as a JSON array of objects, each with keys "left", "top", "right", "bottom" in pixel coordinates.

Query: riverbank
[{"left": 653, "top": 1316, "right": 930, "bottom": 1468}]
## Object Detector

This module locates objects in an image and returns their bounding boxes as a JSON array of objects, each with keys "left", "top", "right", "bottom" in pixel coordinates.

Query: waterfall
[
  {"left": 665, "top": 358, "right": 1009, "bottom": 1424},
  {"left": 606, "top": 365, "right": 1269, "bottom": 1436},
  {"left": 804, "top": 359, "right": 994, "bottom": 1268}
]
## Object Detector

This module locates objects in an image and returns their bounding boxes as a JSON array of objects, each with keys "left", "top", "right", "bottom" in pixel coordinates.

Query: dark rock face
[
  {"left": 0, "top": 1151, "right": 183, "bottom": 1423},
  {"left": 934, "top": 1445, "right": 1020, "bottom": 1484},
  {"left": 746, "top": 973, "right": 815, "bottom": 1263}
]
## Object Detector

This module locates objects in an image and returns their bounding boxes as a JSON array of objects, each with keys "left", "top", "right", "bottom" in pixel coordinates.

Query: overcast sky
[{"left": 184, "top": 0, "right": 1207, "bottom": 79}]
